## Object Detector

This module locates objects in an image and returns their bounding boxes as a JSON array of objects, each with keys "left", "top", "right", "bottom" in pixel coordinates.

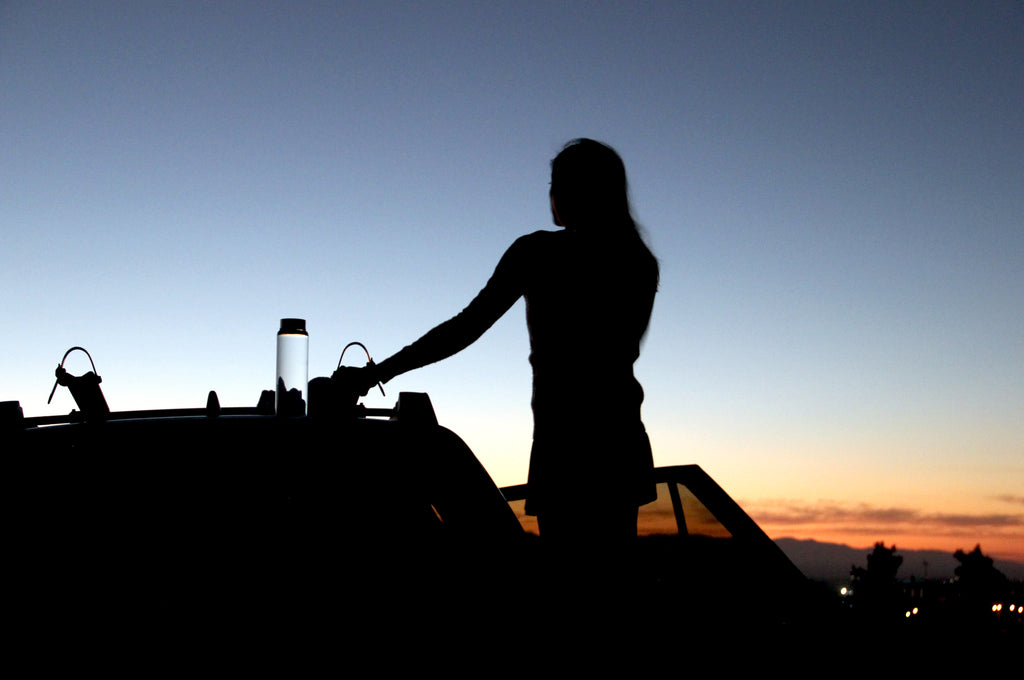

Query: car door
[{"left": 501, "top": 465, "right": 814, "bottom": 625}]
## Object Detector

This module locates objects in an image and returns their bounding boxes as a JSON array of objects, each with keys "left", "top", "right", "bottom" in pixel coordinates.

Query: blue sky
[{"left": 3, "top": 1, "right": 1022, "bottom": 558}]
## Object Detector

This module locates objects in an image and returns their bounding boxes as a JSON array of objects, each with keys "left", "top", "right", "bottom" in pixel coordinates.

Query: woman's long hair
[{"left": 550, "top": 138, "right": 659, "bottom": 286}]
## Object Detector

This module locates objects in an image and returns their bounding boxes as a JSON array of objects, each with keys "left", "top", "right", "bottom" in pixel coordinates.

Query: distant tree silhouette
[
  {"left": 849, "top": 542, "right": 905, "bottom": 624},
  {"left": 954, "top": 544, "right": 1005, "bottom": 585},
  {"left": 951, "top": 544, "right": 1009, "bottom": 624}
]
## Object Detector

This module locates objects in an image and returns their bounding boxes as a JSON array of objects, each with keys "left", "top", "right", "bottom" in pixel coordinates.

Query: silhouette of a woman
[{"left": 353, "top": 138, "right": 658, "bottom": 539}]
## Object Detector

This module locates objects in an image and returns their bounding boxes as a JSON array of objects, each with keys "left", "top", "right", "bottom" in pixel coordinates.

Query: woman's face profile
[{"left": 549, "top": 191, "right": 564, "bottom": 227}]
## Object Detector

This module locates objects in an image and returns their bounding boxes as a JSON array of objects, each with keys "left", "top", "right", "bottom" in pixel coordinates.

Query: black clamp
[{"left": 48, "top": 346, "right": 110, "bottom": 422}]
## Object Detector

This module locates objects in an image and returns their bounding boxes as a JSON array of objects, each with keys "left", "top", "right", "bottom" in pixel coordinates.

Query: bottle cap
[{"left": 279, "top": 318, "right": 307, "bottom": 335}]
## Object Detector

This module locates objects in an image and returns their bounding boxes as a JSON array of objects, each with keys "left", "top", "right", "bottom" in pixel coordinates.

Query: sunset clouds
[{"left": 744, "top": 496, "right": 1024, "bottom": 561}]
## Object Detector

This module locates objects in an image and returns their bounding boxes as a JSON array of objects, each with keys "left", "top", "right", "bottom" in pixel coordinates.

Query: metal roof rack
[{"left": 8, "top": 390, "right": 434, "bottom": 430}]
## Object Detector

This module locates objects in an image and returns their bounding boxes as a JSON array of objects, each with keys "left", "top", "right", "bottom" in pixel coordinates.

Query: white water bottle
[{"left": 276, "top": 318, "right": 308, "bottom": 416}]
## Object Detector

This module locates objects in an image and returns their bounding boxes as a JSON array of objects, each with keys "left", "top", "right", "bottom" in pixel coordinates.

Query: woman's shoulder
[
  {"left": 503, "top": 229, "right": 567, "bottom": 259},
  {"left": 488, "top": 230, "right": 562, "bottom": 280},
  {"left": 512, "top": 229, "right": 565, "bottom": 247}
]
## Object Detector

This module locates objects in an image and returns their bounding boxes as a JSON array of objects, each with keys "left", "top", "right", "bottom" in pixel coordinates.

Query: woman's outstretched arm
[{"left": 367, "top": 236, "right": 531, "bottom": 387}]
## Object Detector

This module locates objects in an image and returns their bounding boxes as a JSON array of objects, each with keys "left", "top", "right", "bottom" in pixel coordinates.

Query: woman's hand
[{"left": 331, "top": 362, "right": 383, "bottom": 399}]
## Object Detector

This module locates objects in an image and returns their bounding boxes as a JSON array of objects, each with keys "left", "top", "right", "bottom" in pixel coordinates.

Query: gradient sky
[{"left": 3, "top": 1, "right": 1022, "bottom": 561}]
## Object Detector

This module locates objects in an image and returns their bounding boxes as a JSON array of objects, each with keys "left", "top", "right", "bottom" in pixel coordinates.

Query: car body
[{"left": 6, "top": 391, "right": 817, "bottom": 635}]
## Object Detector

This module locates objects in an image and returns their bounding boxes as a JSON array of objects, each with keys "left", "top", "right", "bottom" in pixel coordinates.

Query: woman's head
[{"left": 550, "top": 138, "right": 633, "bottom": 232}]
